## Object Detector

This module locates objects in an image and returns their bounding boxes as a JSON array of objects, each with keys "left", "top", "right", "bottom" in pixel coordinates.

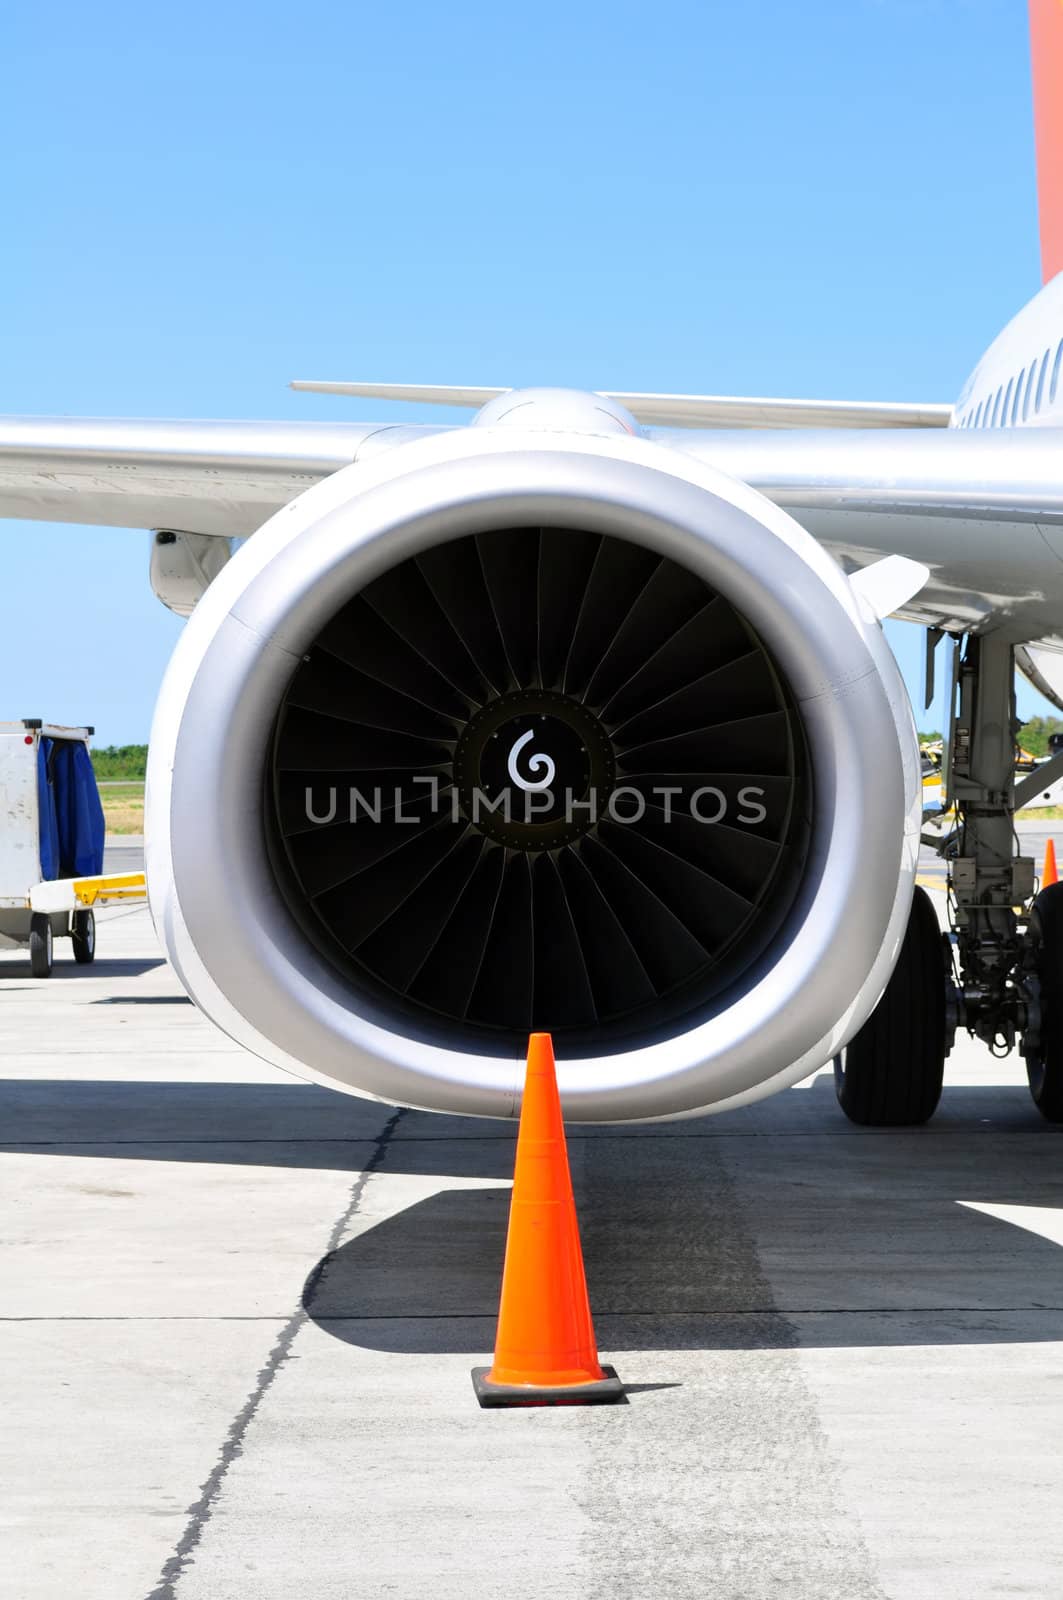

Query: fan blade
[
  {"left": 360, "top": 559, "right": 490, "bottom": 704},
  {"left": 598, "top": 818, "right": 754, "bottom": 958},
  {"left": 601, "top": 596, "right": 754, "bottom": 725},
  {"left": 531, "top": 852, "right": 597, "bottom": 1029},
  {"left": 556, "top": 846, "right": 657, "bottom": 1016},
  {"left": 617, "top": 710, "right": 792, "bottom": 776},
  {"left": 537, "top": 528, "right": 601, "bottom": 690},
  {"left": 416, "top": 540, "right": 510, "bottom": 697},
  {"left": 286, "top": 790, "right": 450, "bottom": 898},
  {"left": 611, "top": 650, "right": 780, "bottom": 749},
  {"left": 579, "top": 833, "right": 707, "bottom": 992},
  {"left": 634, "top": 804, "right": 788, "bottom": 907},
  {"left": 411, "top": 844, "right": 506, "bottom": 1017},
  {"left": 584, "top": 557, "right": 714, "bottom": 710},
  {"left": 563, "top": 539, "right": 660, "bottom": 698},
  {"left": 469, "top": 854, "right": 535, "bottom": 1029},
  {"left": 476, "top": 528, "right": 540, "bottom": 689},
  {"left": 313, "top": 815, "right": 467, "bottom": 950},
  {"left": 285, "top": 649, "right": 460, "bottom": 741},
  {"left": 354, "top": 833, "right": 486, "bottom": 994},
  {"left": 274, "top": 707, "right": 453, "bottom": 773},
  {"left": 316, "top": 594, "right": 472, "bottom": 720}
]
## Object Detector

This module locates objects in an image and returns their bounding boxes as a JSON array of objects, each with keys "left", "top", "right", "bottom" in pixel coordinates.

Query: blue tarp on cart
[{"left": 37, "top": 739, "right": 105, "bottom": 881}]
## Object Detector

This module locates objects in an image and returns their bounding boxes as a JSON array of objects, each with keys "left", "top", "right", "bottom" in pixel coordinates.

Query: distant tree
[
  {"left": 918, "top": 730, "right": 942, "bottom": 745},
  {"left": 1018, "top": 716, "right": 1063, "bottom": 759},
  {"left": 91, "top": 744, "right": 148, "bottom": 780}
]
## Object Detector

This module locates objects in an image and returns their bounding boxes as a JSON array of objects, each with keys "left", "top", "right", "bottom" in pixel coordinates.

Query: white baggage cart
[{"left": 0, "top": 719, "right": 121, "bottom": 977}]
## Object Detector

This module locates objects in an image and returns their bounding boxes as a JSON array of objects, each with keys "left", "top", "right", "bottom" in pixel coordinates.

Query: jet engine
[{"left": 147, "top": 393, "right": 922, "bottom": 1120}]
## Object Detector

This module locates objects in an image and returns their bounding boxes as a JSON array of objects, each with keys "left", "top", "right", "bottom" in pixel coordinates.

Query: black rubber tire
[
  {"left": 29, "top": 913, "right": 53, "bottom": 979},
  {"left": 72, "top": 908, "right": 96, "bottom": 965},
  {"left": 834, "top": 885, "right": 947, "bottom": 1125},
  {"left": 1026, "top": 881, "right": 1063, "bottom": 1121}
]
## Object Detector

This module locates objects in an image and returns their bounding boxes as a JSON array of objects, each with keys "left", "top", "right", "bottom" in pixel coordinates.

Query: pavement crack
[{"left": 144, "top": 1105, "right": 405, "bottom": 1600}]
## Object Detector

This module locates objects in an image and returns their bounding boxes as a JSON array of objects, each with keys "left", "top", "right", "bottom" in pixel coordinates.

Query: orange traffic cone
[
  {"left": 1045, "top": 840, "right": 1059, "bottom": 888},
  {"left": 472, "top": 1033, "right": 624, "bottom": 1407}
]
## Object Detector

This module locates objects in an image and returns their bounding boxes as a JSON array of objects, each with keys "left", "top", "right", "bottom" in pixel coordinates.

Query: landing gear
[
  {"left": 919, "top": 630, "right": 1063, "bottom": 1122},
  {"left": 71, "top": 908, "right": 95, "bottom": 965},
  {"left": 29, "top": 913, "right": 53, "bottom": 979},
  {"left": 835, "top": 885, "right": 949, "bottom": 1125},
  {"left": 834, "top": 626, "right": 1063, "bottom": 1125},
  {"left": 945, "top": 634, "right": 1034, "bottom": 1056},
  {"left": 1023, "top": 883, "right": 1063, "bottom": 1121}
]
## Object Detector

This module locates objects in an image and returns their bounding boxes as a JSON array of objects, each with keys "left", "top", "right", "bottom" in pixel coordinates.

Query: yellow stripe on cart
[{"left": 29, "top": 872, "right": 146, "bottom": 913}]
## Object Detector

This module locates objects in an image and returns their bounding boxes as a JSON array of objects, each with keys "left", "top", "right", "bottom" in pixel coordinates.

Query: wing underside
[{"left": 0, "top": 417, "right": 400, "bottom": 536}]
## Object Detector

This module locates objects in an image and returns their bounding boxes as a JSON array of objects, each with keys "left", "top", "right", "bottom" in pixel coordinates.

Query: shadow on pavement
[
  {"left": 2, "top": 1076, "right": 1058, "bottom": 1159},
  {"left": 8, "top": 1076, "right": 1063, "bottom": 1351},
  {"left": 0, "top": 958, "right": 167, "bottom": 982},
  {"left": 302, "top": 1115, "right": 1063, "bottom": 1354}
]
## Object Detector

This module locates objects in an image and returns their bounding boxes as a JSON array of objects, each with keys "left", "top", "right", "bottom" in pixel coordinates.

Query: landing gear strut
[{"left": 946, "top": 634, "right": 1034, "bottom": 1057}]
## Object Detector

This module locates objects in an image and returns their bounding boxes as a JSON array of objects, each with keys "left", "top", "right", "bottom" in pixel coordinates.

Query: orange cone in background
[
  {"left": 1045, "top": 839, "right": 1059, "bottom": 888},
  {"left": 472, "top": 1033, "right": 624, "bottom": 1407}
]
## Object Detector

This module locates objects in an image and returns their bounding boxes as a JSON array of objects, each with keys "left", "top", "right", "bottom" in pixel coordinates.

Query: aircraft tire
[
  {"left": 834, "top": 885, "right": 946, "bottom": 1125},
  {"left": 1025, "top": 882, "right": 1063, "bottom": 1122}
]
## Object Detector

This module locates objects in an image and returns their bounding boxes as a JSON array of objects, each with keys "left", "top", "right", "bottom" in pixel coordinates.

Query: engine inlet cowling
[
  {"left": 147, "top": 423, "right": 920, "bottom": 1121},
  {"left": 269, "top": 528, "right": 810, "bottom": 1049}
]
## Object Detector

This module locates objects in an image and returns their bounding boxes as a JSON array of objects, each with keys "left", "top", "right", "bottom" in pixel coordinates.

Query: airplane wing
[
  {"left": 666, "top": 424, "right": 1063, "bottom": 654},
  {"left": 289, "top": 379, "right": 953, "bottom": 431},
  {"left": 0, "top": 416, "right": 429, "bottom": 536},
  {"left": 2, "top": 411, "right": 1062, "bottom": 651}
]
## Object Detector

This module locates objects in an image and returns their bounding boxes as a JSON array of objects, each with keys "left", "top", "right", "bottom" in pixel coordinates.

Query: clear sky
[{"left": 1, "top": 0, "right": 1050, "bottom": 743}]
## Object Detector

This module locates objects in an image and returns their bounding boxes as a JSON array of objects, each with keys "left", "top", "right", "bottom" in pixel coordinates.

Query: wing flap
[{"left": 289, "top": 379, "right": 952, "bottom": 431}]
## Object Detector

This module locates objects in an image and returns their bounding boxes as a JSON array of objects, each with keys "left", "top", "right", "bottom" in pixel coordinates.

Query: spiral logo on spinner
[{"left": 506, "top": 728, "right": 556, "bottom": 792}]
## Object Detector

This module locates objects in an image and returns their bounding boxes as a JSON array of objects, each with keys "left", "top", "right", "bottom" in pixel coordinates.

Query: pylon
[
  {"left": 1045, "top": 839, "right": 1059, "bottom": 888},
  {"left": 472, "top": 1033, "right": 624, "bottom": 1407}
]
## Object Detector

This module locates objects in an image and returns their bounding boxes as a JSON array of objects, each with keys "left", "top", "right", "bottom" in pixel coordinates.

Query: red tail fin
[{"left": 1030, "top": 0, "right": 1063, "bottom": 281}]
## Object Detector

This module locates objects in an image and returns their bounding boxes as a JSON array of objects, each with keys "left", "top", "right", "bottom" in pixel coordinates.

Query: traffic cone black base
[{"left": 472, "top": 1364, "right": 626, "bottom": 1409}]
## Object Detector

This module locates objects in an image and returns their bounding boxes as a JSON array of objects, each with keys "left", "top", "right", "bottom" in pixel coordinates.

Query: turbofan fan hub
[{"left": 453, "top": 691, "right": 615, "bottom": 850}]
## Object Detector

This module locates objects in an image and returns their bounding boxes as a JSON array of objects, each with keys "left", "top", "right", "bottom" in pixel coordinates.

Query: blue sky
[{"left": 1, "top": 0, "right": 1048, "bottom": 742}]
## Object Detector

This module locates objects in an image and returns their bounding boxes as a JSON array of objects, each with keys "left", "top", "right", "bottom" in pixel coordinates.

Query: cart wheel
[
  {"left": 29, "top": 914, "right": 53, "bottom": 978},
  {"left": 72, "top": 908, "right": 96, "bottom": 965}
]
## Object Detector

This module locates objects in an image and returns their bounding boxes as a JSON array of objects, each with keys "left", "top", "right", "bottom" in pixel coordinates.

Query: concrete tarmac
[{"left": 5, "top": 852, "right": 1063, "bottom": 1597}]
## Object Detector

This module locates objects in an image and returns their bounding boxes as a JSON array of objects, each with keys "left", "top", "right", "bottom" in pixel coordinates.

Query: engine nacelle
[{"left": 147, "top": 415, "right": 921, "bottom": 1121}]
